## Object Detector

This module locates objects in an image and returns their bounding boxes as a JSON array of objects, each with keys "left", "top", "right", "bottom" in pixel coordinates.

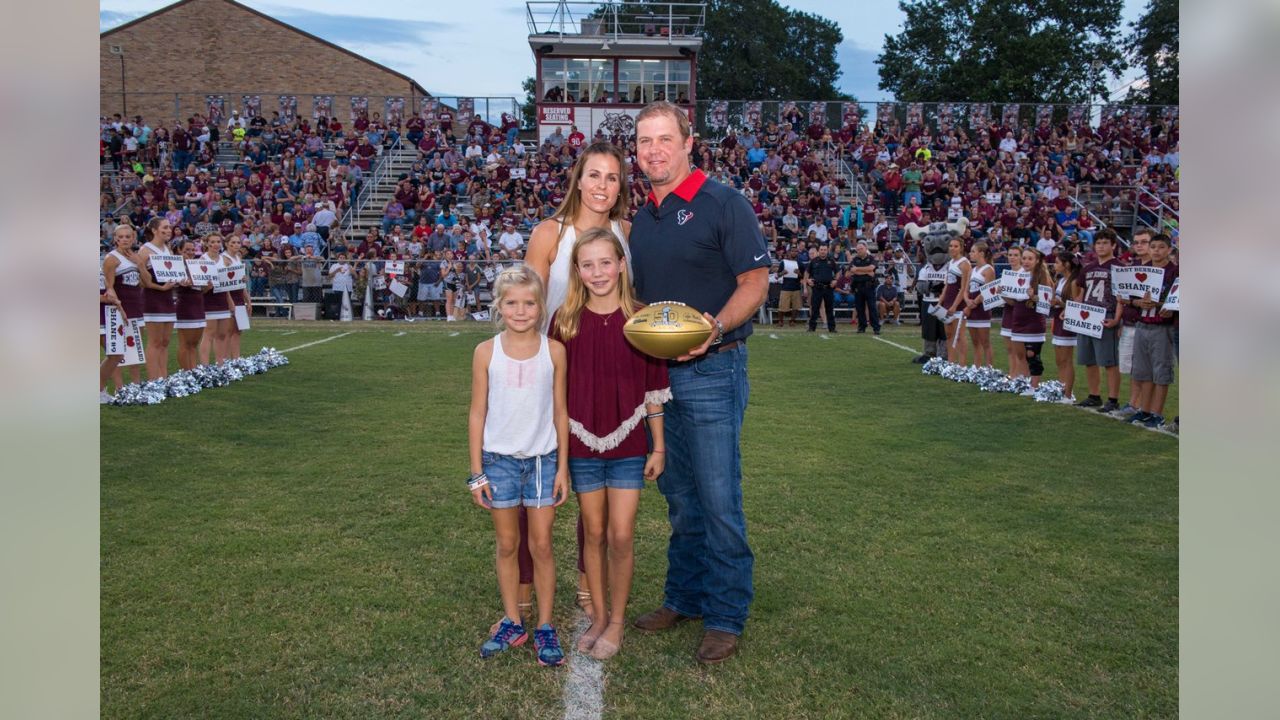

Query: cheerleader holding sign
[{"left": 549, "top": 228, "right": 669, "bottom": 661}]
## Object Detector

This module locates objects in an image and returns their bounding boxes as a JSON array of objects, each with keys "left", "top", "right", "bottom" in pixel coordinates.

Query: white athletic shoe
[
  {"left": 1058, "top": 395, "right": 1077, "bottom": 405},
  {"left": 1019, "top": 389, "right": 1037, "bottom": 397},
  {"left": 99, "top": 390, "right": 112, "bottom": 405}
]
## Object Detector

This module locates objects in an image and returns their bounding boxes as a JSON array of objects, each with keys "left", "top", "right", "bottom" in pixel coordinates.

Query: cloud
[
  {"left": 837, "top": 41, "right": 887, "bottom": 102},
  {"left": 266, "top": 8, "right": 454, "bottom": 46},
  {"left": 100, "top": 10, "right": 148, "bottom": 32}
]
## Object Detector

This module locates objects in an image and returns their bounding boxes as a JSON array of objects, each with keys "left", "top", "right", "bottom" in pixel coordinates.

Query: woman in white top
[
  {"left": 526, "top": 141, "right": 633, "bottom": 330},
  {"left": 523, "top": 140, "right": 632, "bottom": 622}
]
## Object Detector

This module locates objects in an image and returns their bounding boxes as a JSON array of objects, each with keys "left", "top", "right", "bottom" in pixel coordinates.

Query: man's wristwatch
[{"left": 711, "top": 317, "right": 725, "bottom": 345}]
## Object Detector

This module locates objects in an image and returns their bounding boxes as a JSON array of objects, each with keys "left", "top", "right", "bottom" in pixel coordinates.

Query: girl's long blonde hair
[{"left": 553, "top": 227, "right": 637, "bottom": 341}]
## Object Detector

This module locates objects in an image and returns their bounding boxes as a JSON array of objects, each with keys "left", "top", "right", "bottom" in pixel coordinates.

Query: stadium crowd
[{"left": 100, "top": 101, "right": 1178, "bottom": 428}]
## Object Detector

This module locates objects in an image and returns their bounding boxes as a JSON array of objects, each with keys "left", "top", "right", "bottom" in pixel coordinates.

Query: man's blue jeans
[{"left": 657, "top": 342, "right": 754, "bottom": 635}]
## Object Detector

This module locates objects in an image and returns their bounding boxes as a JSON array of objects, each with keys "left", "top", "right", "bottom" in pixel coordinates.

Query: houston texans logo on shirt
[{"left": 676, "top": 209, "right": 694, "bottom": 226}]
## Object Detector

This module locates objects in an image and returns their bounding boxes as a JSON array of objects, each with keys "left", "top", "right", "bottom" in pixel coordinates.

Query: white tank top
[
  {"left": 483, "top": 333, "right": 557, "bottom": 458},
  {"left": 544, "top": 219, "right": 630, "bottom": 330},
  {"left": 968, "top": 263, "right": 992, "bottom": 293},
  {"left": 945, "top": 257, "right": 967, "bottom": 284},
  {"left": 107, "top": 250, "right": 140, "bottom": 286}
]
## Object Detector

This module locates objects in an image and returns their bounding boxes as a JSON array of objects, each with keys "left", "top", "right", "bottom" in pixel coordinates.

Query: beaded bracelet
[{"left": 467, "top": 472, "right": 489, "bottom": 491}]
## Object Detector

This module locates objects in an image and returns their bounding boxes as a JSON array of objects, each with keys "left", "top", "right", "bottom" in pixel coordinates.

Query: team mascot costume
[{"left": 904, "top": 217, "right": 968, "bottom": 363}]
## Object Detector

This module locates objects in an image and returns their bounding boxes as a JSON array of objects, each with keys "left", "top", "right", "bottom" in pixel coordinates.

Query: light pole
[{"left": 110, "top": 44, "right": 126, "bottom": 116}]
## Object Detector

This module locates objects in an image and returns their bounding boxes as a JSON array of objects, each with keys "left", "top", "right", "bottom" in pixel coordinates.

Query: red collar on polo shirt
[{"left": 646, "top": 168, "right": 707, "bottom": 206}]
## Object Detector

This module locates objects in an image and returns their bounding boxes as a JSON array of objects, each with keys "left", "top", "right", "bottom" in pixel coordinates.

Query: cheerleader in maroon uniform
[
  {"left": 223, "top": 235, "right": 253, "bottom": 360},
  {"left": 100, "top": 225, "right": 145, "bottom": 399},
  {"left": 939, "top": 237, "right": 971, "bottom": 364},
  {"left": 1008, "top": 247, "right": 1051, "bottom": 388},
  {"left": 961, "top": 242, "right": 996, "bottom": 367},
  {"left": 136, "top": 217, "right": 178, "bottom": 379},
  {"left": 173, "top": 237, "right": 211, "bottom": 370},
  {"left": 199, "top": 234, "right": 232, "bottom": 365},
  {"left": 1050, "top": 251, "right": 1082, "bottom": 402},
  {"left": 998, "top": 247, "right": 1022, "bottom": 373}
]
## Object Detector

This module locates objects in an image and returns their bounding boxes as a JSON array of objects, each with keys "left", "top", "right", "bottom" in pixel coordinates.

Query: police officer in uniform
[
  {"left": 803, "top": 243, "right": 838, "bottom": 332},
  {"left": 849, "top": 241, "right": 880, "bottom": 334}
]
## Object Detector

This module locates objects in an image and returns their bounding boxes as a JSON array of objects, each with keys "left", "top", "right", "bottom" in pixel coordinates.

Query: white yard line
[
  {"left": 561, "top": 613, "right": 604, "bottom": 720},
  {"left": 281, "top": 332, "right": 352, "bottom": 353},
  {"left": 281, "top": 330, "right": 297, "bottom": 336},
  {"left": 394, "top": 331, "right": 407, "bottom": 337},
  {"left": 872, "top": 335, "right": 918, "bottom": 354}
]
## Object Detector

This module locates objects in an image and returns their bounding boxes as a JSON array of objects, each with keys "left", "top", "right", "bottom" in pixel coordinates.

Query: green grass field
[{"left": 101, "top": 321, "right": 1178, "bottom": 719}]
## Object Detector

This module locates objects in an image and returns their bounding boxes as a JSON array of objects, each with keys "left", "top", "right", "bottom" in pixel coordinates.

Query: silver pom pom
[
  {"left": 1032, "top": 380, "right": 1066, "bottom": 403},
  {"left": 104, "top": 349, "right": 290, "bottom": 407},
  {"left": 922, "top": 357, "right": 948, "bottom": 375}
]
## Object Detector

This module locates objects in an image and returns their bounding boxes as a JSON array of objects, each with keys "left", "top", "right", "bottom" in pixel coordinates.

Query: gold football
[{"left": 623, "top": 301, "right": 714, "bottom": 359}]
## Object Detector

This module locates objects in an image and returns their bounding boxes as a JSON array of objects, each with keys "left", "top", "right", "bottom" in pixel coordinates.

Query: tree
[
  {"left": 877, "top": 0, "right": 1126, "bottom": 103},
  {"left": 698, "top": 0, "right": 846, "bottom": 98},
  {"left": 521, "top": 76, "right": 537, "bottom": 129},
  {"left": 1124, "top": 0, "right": 1177, "bottom": 105},
  {"left": 588, "top": 0, "right": 847, "bottom": 99}
]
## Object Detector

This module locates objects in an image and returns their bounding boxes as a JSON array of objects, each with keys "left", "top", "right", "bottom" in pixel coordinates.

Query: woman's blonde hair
[
  {"left": 553, "top": 227, "right": 637, "bottom": 341},
  {"left": 491, "top": 264, "right": 547, "bottom": 331}
]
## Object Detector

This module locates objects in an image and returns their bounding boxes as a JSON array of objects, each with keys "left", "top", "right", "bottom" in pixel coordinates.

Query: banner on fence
[
  {"left": 278, "top": 95, "right": 297, "bottom": 122},
  {"left": 241, "top": 94, "right": 261, "bottom": 119},
  {"left": 706, "top": 100, "right": 728, "bottom": 129},
  {"left": 205, "top": 95, "right": 225, "bottom": 125},
  {"left": 350, "top": 96, "right": 368, "bottom": 121},
  {"left": 385, "top": 96, "right": 405, "bottom": 124},
  {"left": 312, "top": 95, "right": 333, "bottom": 120}
]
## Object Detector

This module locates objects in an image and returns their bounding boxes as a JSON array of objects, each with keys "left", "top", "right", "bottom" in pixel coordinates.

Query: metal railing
[
  {"left": 527, "top": 1, "right": 706, "bottom": 39},
  {"left": 100, "top": 93, "right": 521, "bottom": 132},
  {"left": 339, "top": 136, "right": 404, "bottom": 235},
  {"left": 694, "top": 99, "right": 1178, "bottom": 139}
]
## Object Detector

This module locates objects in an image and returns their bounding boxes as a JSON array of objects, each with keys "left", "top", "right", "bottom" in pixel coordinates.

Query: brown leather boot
[
  {"left": 695, "top": 630, "right": 738, "bottom": 664},
  {"left": 632, "top": 606, "right": 699, "bottom": 632}
]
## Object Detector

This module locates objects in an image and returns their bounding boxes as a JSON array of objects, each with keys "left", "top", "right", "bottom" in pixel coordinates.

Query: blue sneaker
[
  {"left": 480, "top": 618, "right": 527, "bottom": 658},
  {"left": 1142, "top": 413, "right": 1166, "bottom": 429},
  {"left": 533, "top": 623, "right": 565, "bottom": 667},
  {"left": 1126, "top": 411, "right": 1152, "bottom": 424}
]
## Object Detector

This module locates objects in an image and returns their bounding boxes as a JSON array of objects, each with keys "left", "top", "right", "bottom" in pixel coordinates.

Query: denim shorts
[
  {"left": 569, "top": 455, "right": 646, "bottom": 494},
  {"left": 482, "top": 450, "right": 557, "bottom": 509}
]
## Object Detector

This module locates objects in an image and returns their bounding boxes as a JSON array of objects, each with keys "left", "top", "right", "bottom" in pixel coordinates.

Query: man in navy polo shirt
[{"left": 628, "top": 101, "right": 770, "bottom": 664}]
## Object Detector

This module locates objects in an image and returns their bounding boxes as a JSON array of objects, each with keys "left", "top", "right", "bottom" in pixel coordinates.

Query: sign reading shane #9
[
  {"left": 1063, "top": 300, "right": 1106, "bottom": 338},
  {"left": 1111, "top": 265, "right": 1165, "bottom": 299}
]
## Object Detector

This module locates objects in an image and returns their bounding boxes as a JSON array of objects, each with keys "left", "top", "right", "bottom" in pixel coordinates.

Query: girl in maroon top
[{"left": 550, "top": 228, "right": 669, "bottom": 661}]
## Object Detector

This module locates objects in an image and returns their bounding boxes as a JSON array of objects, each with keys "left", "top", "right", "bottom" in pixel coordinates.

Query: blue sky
[{"left": 100, "top": 0, "right": 1144, "bottom": 101}]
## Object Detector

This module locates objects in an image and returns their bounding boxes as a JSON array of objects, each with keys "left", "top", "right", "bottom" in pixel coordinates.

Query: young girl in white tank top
[{"left": 468, "top": 265, "right": 570, "bottom": 668}]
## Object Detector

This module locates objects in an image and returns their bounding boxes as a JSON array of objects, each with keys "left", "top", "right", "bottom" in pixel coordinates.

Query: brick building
[{"left": 100, "top": 0, "right": 429, "bottom": 127}]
